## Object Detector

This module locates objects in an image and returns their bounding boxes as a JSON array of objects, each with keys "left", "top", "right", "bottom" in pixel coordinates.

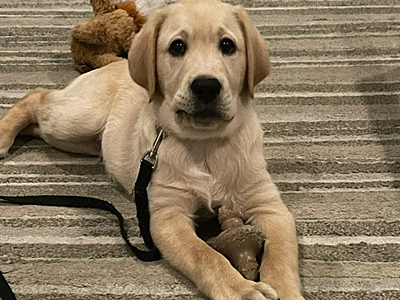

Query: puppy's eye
[
  {"left": 220, "top": 38, "right": 236, "bottom": 55},
  {"left": 169, "top": 39, "right": 186, "bottom": 56}
]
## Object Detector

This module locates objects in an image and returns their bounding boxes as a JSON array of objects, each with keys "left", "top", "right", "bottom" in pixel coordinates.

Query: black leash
[
  {"left": 0, "top": 130, "right": 165, "bottom": 299},
  {"left": 0, "top": 272, "right": 16, "bottom": 300},
  {"left": 0, "top": 194, "right": 160, "bottom": 261}
]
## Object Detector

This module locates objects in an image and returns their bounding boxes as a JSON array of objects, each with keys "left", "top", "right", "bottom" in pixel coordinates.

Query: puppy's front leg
[
  {"left": 150, "top": 205, "right": 279, "bottom": 300},
  {"left": 246, "top": 194, "right": 304, "bottom": 300}
]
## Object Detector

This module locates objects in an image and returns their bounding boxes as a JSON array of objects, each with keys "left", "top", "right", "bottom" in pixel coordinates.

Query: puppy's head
[{"left": 129, "top": 0, "right": 270, "bottom": 140}]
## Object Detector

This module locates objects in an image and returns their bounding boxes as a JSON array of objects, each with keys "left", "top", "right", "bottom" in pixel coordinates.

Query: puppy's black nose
[{"left": 190, "top": 77, "right": 222, "bottom": 104}]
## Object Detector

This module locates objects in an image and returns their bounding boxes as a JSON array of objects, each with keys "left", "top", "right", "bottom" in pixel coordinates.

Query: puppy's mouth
[{"left": 176, "top": 109, "right": 229, "bottom": 128}]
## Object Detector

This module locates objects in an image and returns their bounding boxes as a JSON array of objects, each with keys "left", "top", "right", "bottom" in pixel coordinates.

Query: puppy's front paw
[
  {"left": 213, "top": 280, "right": 278, "bottom": 300},
  {"left": 241, "top": 282, "right": 279, "bottom": 300}
]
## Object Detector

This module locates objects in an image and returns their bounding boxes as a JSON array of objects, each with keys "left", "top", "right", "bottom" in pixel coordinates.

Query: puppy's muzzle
[{"left": 190, "top": 77, "right": 222, "bottom": 104}]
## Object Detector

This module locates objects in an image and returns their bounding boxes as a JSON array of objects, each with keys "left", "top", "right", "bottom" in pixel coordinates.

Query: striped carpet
[{"left": 0, "top": 0, "right": 399, "bottom": 299}]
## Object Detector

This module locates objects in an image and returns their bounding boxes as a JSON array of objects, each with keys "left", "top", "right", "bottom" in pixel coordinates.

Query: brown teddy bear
[{"left": 71, "top": 0, "right": 147, "bottom": 73}]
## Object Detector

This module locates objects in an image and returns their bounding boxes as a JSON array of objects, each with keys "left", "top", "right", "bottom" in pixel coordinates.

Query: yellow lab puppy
[{"left": 0, "top": 1, "right": 304, "bottom": 299}]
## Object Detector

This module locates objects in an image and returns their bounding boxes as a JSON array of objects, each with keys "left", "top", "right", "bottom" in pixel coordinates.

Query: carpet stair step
[
  {"left": 1, "top": 141, "right": 398, "bottom": 177},
  {"left": 1, "top": 5, "right": 398, "bottom": 19},
  {"left": 1, "top": 21, "right": 398, "bottom": 46},
  {"left": 2, "top": 52, "right": 398, "bottom": 62},
  {"left": 219, "top": 0, "right": 399, "bottom": 8},
  {"left": 2, "top": 104, "right": 399, "bottom": 124},
  {"left": 1, "top": 169, "right": 398, "bottom": 191},
  {"left": 1, "top": 137, "right": 398, "bottom": 174},
  {"left": 2, "top": 189, "right": 398, "bottom": 222},
  {"left": 1, "top": 73, "right": 399, "bottom": 95},
  {"left": 2, "top": 88, "right": 400, "bottom": 107},
  {"left": 2, "top": 258, "right": 398, "bottom": 300},
  {"left": 2, "top": 0, "right": 396, "bottom": 8},
  {"left": 1, "top": 0, "right": 397, "bottom": 8},
  {"left": 1, "top": 55, "right": 400, "bottom": 72},
  {"left": 0, "top": 230, "right": 398, "bottom": 261},
  {"left": 1, "top": 48, "right": 399, "bottom": 61},
  {"left": 0, "top": 259, "right": 203, "bottom": 300},
  {"left": 1, "top": 213, "right": 399, "bottom": 237},
  {"left": 2, "top": 190, "right": 399, "bottom": 226}
]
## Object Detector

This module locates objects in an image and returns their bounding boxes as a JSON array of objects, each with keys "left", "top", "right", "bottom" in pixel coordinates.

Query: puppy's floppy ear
[
  {"left": 235, "top": 6, "right": 270, "bottom": 98},
  {"left": 128, "top": 10, "right": 166, "bottom": 102}
]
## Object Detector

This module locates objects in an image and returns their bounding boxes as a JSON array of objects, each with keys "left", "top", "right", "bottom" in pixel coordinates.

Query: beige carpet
[{"left": 0, "top": 0, "right": 399, "bottom": 299}]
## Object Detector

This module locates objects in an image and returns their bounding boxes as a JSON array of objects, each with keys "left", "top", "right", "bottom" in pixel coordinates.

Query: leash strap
[
  {"left": 133, "top": 128, "right": 165, "bottom": 253},
  {"left": 134, "top": 159, "right": 158, "bottom": 251},
  {"left": 0, "top": 271, "right": 16, "bottom": 300},
  {"left": 0, "top": 194, "right": 160, "bottom": 261},
  {"left": 0, "top": 131, "right": 165, "bottom": 299},
  {"left": 0, "top": 192, "right": 160, "bottom": 300}
]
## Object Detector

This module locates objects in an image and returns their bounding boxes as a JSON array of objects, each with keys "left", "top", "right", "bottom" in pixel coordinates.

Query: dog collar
[{"left": 140, "top": 128, "right": 166, "bottom": 170}]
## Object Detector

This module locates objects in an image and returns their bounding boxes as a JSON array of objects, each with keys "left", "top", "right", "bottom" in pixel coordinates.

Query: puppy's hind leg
[
  {"left": 19, "top": 123, "right": 99, "bottom": 155},
  {"left": 0, "top": 87, "right": 49, "bottom": 158}
]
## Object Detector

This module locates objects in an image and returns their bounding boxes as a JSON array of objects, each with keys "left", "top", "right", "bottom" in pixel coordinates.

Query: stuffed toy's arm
[
  {"left": 72, "top": 9, "right": 138, "bottom": 46},
  {"left": 71, "top": 19, "right": 109, "bottom": 45}
]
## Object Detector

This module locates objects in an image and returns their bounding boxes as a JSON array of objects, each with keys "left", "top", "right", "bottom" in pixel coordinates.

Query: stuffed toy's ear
[
  {"left": 128, "top": 10, "right": 166, "bottom": 102},
  {"left": 234, "top": 6, "right": 270, "bottom": 98},
  {"left": 90, "top": 0, "right": 115, "bottom": 15}
]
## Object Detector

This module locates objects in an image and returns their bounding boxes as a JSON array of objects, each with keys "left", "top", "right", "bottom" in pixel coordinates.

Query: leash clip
[{"left": 140, "top": 129, "right": 165, "bottom": 169}]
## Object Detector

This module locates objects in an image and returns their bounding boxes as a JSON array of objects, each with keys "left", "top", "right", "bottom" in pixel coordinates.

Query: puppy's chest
[
  {"left": 178, "top": 159, "right": 245, "bottom": 209},
  {"left": 154, "top": 138, "right": 256, "bottom": 210},
  {"left": 207, "top": 177, "right": 239, "bottom": 209}
]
